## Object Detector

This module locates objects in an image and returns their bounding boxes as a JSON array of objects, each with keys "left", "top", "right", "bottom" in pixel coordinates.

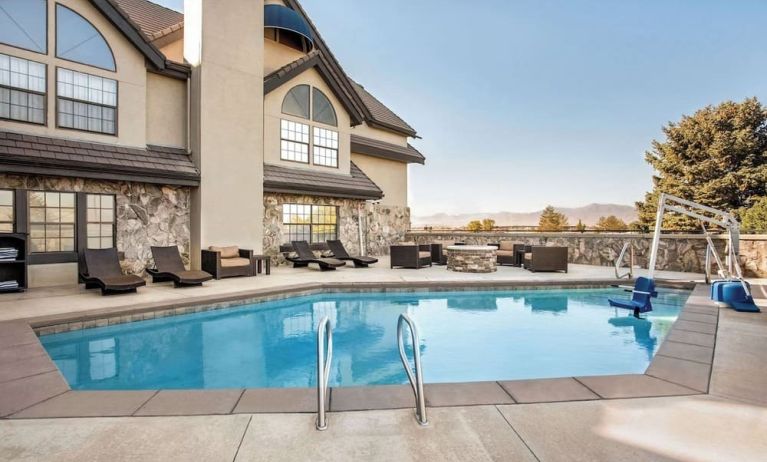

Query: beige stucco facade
[
  {"left": 146, "top": 73, "right": 188, "bottom": 148},
  {"left": 350, "top": 154, "right": 408, "bottom": 207}
]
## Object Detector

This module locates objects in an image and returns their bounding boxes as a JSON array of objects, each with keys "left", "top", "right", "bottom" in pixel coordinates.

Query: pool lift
[{"left": 647, "top": 193, "right": 759, "bottom": 313}]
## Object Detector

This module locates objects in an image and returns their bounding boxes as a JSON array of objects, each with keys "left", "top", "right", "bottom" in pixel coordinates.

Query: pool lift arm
[{"left": 647, "top": 193, "right": 757, "bottom": 311}]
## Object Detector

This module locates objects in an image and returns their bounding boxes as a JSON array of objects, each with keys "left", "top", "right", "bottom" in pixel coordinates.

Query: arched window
[
  {"left": 282, "top": 84, "right": 310, "bottom": 119},
  {"left": 312, "top": 88, "right": 337, "bottom": 127},
  {"left": 0, "top": 0, "right": 47, "bottom": 54},
  {"left": 56, "top": 5, "right": 115, "bottom": 72}
]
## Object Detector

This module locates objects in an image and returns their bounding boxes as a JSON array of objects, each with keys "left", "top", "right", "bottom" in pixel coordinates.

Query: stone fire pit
[{"left": 446, "top": 245, "right": 497, "bottom": 273}]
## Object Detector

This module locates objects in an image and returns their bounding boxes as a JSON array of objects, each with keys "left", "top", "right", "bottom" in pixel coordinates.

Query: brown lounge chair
[
  {"left": 81, "top": 248, "right": 146, "bottom": 295},
  {"left": 147, "top": 246, "right": 213, "bottom": 287},
  {"left": 201, "top": 246, "right": 255, "bottom": 279},
  {"left": 390, "top": 244, "right": 432, "bottom": 269},
  {"left": 524, "top": 246, "right": 569, "bottom": 272},
  {"left": 289, "top": 241, "right": 345, "bottom": 271},
  {"left": 327, "top": 240, "right": 378, "bottom": 267}
]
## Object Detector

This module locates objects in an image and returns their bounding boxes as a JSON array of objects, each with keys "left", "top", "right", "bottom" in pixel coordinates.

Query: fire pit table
[{"left": 446, "top": 245, "right": 497, "bottom": 273}]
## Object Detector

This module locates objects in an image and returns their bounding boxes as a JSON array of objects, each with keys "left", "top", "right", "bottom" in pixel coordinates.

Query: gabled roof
[
  {"left": 0, "top": 130, "right": 199, "bottom": 186},
  {"left": 350, "top": 135, "right": 425, "bottom": 165},
  {"left": 111, "top": 0, "right": 183, "bottom": 40},
  {"left": 263, "top": 162, "right": 383, "bottom": 200},
  {"left": 283, "top": 0, "right": 417, "bottom": 138},
  {"left": 264, "top": 51, "right": 364, "bottom": 126}
]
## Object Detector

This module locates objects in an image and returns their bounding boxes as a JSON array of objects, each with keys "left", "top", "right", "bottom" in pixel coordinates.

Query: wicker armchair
[
  {"left": 523, "top": 246, "right": 568, "bottom": 272},
  {"left": 201, "top": 246, "right": 255, "bottom": 279},
  {"left": 390, "top": 244, "right": 432, "bottom": 269}
]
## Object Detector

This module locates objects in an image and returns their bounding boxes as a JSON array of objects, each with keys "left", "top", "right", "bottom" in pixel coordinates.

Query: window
[
  {"left": 56, "top": 4, "right": 115, "bottom": 71},
  {"left": 313, "top": 127, "right": 338, "bottom": 167},
  {"left": 0, "top": 0, "right": 47, "bottom": 54},
  {"left": 57, "top": 68, "right": 117, "bottom": 135},
  {"left": 282, "top": 204, "right": 338, "bottom": 243},
  {"left": 0, "top": 53, "right": 46, "bottom": 124},
  {"left": 28, "top": 191, "right": 75, "bottom": 253},
  {"left": 282, "top": 84, "right": 309, "bottom": 119},
  {"left": 280, "top": 119, "right": 309, "bottom": 163},
  {"left": 0, "top": 190, "right": 13, "bottom": 232},
  {"left": 312, "top": 88, "right": 337, "bottom": 126},
  {"left": 86, "top": 194, "right": 114, "bottom": 249}
]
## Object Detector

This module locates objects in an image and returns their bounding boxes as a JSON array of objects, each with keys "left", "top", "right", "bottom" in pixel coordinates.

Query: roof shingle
[
  {"left": 112, "top": 0, "right": 184, "bottom": 40},
  {"left": 0, "top": 130, "right": 199, "bottom": 186},
  {"left": 263, "top": 162, "right": 383, "bottom": 200},
  {"left": 350, "top": 135, "right": 424, "bottom": 164}
]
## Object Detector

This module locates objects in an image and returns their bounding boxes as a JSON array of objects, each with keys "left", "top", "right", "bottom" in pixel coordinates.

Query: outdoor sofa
[
  {"left": 523, "top": 246, "right": 569, "bottom": 272},
  {"left": 390, "top": 244, "right": 432, "bottom": 269},
  {"left": 147, "top": 246, "right": 213, "bottom": 287},
  {"left": 327, "top": 240, "right": 378, "bottom": 267},
  {"left": 201, "top": 245, "right": 255, "bottom": 279},
  {"left": 81, "top": 248, "right": 146, "bottom": 295}
]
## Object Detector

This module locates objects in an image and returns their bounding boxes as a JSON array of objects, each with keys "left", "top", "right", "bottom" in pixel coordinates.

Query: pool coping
[{"left": 0, "top": 279, "right": 714, "bottom": 420}]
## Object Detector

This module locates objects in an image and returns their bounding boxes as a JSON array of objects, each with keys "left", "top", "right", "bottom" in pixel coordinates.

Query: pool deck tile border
[{"left": 0, "top": 279, "right": 720, "bottom": 419}]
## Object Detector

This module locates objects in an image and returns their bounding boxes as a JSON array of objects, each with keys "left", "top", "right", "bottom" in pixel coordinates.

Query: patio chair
[
  {"left": 495, "top": 241, "right": 521, "bottom": 266},
  {"left": 608, "top": 277, "right": 657, "bottom": 317},
  {"left": 201, "top": 246, "right": 255, "bottom": 279},
  {"left": 289, "top": 241, "right": 345, "bottom": 271},
  {"left": 326, "top": 240, "right": 378, "bottom": 267},
  {"left": 81, "top": 248, "right": 146, "bottom": 295},
  {"left": 390, "top": 244, "right": 432, "bottom": 269},
  {"left": 147, "top": 246, "right": 213, "bottom": 287},
  {"left": 523, "top": 246, "right": 568, "bottom": 272}
]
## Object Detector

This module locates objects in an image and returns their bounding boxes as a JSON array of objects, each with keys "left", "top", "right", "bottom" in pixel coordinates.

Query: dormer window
[
  {"left": 280, "top": 85, "right": 339, "bottom": 168},
  {"left": 264, "top": 4, "right": 314, "bottom": 53}
]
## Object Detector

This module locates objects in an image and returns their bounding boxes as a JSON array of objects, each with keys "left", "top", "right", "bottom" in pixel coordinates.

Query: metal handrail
[
  {"left": 397, "top": 313, "right": 428, "bottom": 426},
  {"left": 614, "top": 243, "right": 634, "bottom": 279},
  {"left": 316, "top": 316, "right": 332, "bottom": 431}
]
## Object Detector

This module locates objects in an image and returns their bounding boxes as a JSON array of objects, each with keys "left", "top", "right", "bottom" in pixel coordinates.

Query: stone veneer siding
[
  {"left": 406, "top": 231, "right": 767, "bottom": 276},
  {"left": 0, "top": 174, "right": 191, "bottom": 275},
  {"left": 264, "top": 193, "right": 410, "bottom": 264}
]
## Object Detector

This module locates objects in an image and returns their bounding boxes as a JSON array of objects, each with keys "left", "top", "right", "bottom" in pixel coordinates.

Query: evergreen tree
[
  {"left": 575, "top": 219, "right": 587, "bottom": 232},
  {"left": 538, "top": 206, "right": 569, "bottom": 231},
  {"left": 636, "top": 98, "right": 767, "bottom": 229},
  {"left": 741, "top": 196, "right": 767, "bottom": 232}
]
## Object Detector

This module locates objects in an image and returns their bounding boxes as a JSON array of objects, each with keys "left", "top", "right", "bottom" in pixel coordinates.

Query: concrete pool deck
[{"left": 0, "top": 261, "right": 765, "bottom": 460}]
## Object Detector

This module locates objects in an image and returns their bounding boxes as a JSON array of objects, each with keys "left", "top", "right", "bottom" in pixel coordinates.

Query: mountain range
[{"left": 412, "top": 203, "right": 637, "bottom": 228}]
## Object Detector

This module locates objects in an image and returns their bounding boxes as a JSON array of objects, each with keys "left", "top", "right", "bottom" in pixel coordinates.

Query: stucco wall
[
  {"left": 263, "top": 67, "right": 352, "bottom": 175},
  {"left": 350, "top": 154, "right": 408, "bottom": 207},
  {"left": 0, "top": 173, "right": 191, "bottom": 286},
  {"left": 146, "top": 73, "right": 187, "bottom": 148},
  {"left": 351, "top": 122, "right": 409, "bottom": 146},
  {"left": 263, "top": 35, "right": 306, "bottom": 76},
  {"left": 406, "top": 231, "right": 767, "bottom": 277},
  {"left": 0, "top": 0, "right": 149, "bottom": 148}
]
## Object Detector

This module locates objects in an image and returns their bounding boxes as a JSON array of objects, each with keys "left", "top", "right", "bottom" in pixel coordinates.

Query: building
[{"left": 0, "top": 0, "right": 424, "bottom": 287}]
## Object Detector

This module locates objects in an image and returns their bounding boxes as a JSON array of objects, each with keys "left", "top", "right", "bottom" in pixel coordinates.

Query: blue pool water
[{"left": 40, "top": 288, "right": 689, "bottom": 390}]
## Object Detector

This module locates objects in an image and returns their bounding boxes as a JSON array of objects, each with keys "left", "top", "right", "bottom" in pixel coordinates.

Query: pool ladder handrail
[
  {"left": 316, "top": 316, "right": 332, "bottom": 431},
  {"left": 397, "top": 313, "right": 428, "bottom": 426},
  {"left": 614, "top": 242, "right": 634, "bottom": 280}
]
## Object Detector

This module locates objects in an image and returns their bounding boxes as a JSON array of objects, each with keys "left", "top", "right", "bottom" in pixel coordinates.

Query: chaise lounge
[
  {"left": 327, "top": 240, "right": 378, "bottom": 267},
  {"left": 81, "top": 248, "right": 146, "bottom": 295},
  {"left": 147, "top": 246, "right": 213, "bottom": 287},
  {"left": 288, "top": 241, "right": 345, "bottom": 271}
]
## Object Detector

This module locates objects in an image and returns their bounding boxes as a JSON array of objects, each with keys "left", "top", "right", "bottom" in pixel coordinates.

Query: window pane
[
  {"left": 280, "top": 119, "right": 310, "bottom": 163},
  {"left": 313, "top": 127, "right": 339, "bottom": 168},
  {"left": 281, "top": 85, "right": 309, "bottom": 119},
  {"left": 86, "top": 194, "right": 115, "bottom": 249},
  {"left": 28, "top": 191, "right": 78, "bottom": 253},
  {"left": 312, "top": 88, "right": 338, "bottom": 126},
  {"left": 0, "top": 190, "right": 13, "bottom": 231},
  {"left": 0, "top": 0, "right": 47, "bottom": 53},
  {"left": 0, "top": 53, "right": 46, "bottom": 125},
  {"left": 56, "top": 5, "right": 116, "bottom": 71}
]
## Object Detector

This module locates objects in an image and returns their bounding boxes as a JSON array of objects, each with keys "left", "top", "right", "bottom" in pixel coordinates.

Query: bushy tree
[
  {"left": 595, "top": 215, "right": 628, "bottom": 231},
  {"left": 538, "top": 206, "right": 569, "bottom": 231},
  {"left": 636, "top": 98, "right": 767, "bottom": 230},
  {"left": 466, "top": 220, "right": 483, "bottom": 232},
  {"left": 741, "top": 196, "right": 767, "bottom": 232},
  {"left": 481, "top": 218, "right": 496, "bottom": 231},
  {"left": 575, "top": 219, "right": 587, "bottom": 233}
]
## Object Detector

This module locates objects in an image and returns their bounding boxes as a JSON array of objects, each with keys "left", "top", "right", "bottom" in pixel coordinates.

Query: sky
[{"left": 155, "top": 0, "right": 767, "bottom": 216}]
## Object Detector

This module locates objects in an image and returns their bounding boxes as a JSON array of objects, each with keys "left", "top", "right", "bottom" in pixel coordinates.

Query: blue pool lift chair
[{"left": 608, "top": 277, "right": 657, "bottom": 317}]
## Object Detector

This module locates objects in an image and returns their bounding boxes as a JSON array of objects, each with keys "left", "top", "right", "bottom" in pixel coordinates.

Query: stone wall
[
  {"left": 263, "top": 193, "right": 411, "bottom": 264},
  {"left": 406, "top": 231, "right": 754, "bottom": 275},
  {"left": 0, "top": 174, "right": 191, "bottom": 275}
]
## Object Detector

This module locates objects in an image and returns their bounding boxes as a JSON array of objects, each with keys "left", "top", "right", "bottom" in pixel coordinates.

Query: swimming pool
[{"left": 40, "top": 287, "right": 689, "bottom": 390}]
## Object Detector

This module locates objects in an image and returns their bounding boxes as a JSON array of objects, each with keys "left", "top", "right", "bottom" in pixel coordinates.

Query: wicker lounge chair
[
  {"left": 523, "top": 246, "right": 568, "bottom": 272},
  {"left": 201, "top": 246, "right": 255, "bottom": 279},
  {"left": 390, "top": 244, "right": 432, "bottom": 269},
  {"left": 81, "top": 248, "right": 146, "bottom": 295},
  {"left": 289, "top": 241, "right": 345, "bottom": 271},
  {"left": 495, "top": 241, "right": 524, "bottom": 266},
  {"left": 147, "top": 246, "right": 213, "bottom": 287},
  {"left": 327, "top": 240, "right": 378, "bottom": 267}
]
